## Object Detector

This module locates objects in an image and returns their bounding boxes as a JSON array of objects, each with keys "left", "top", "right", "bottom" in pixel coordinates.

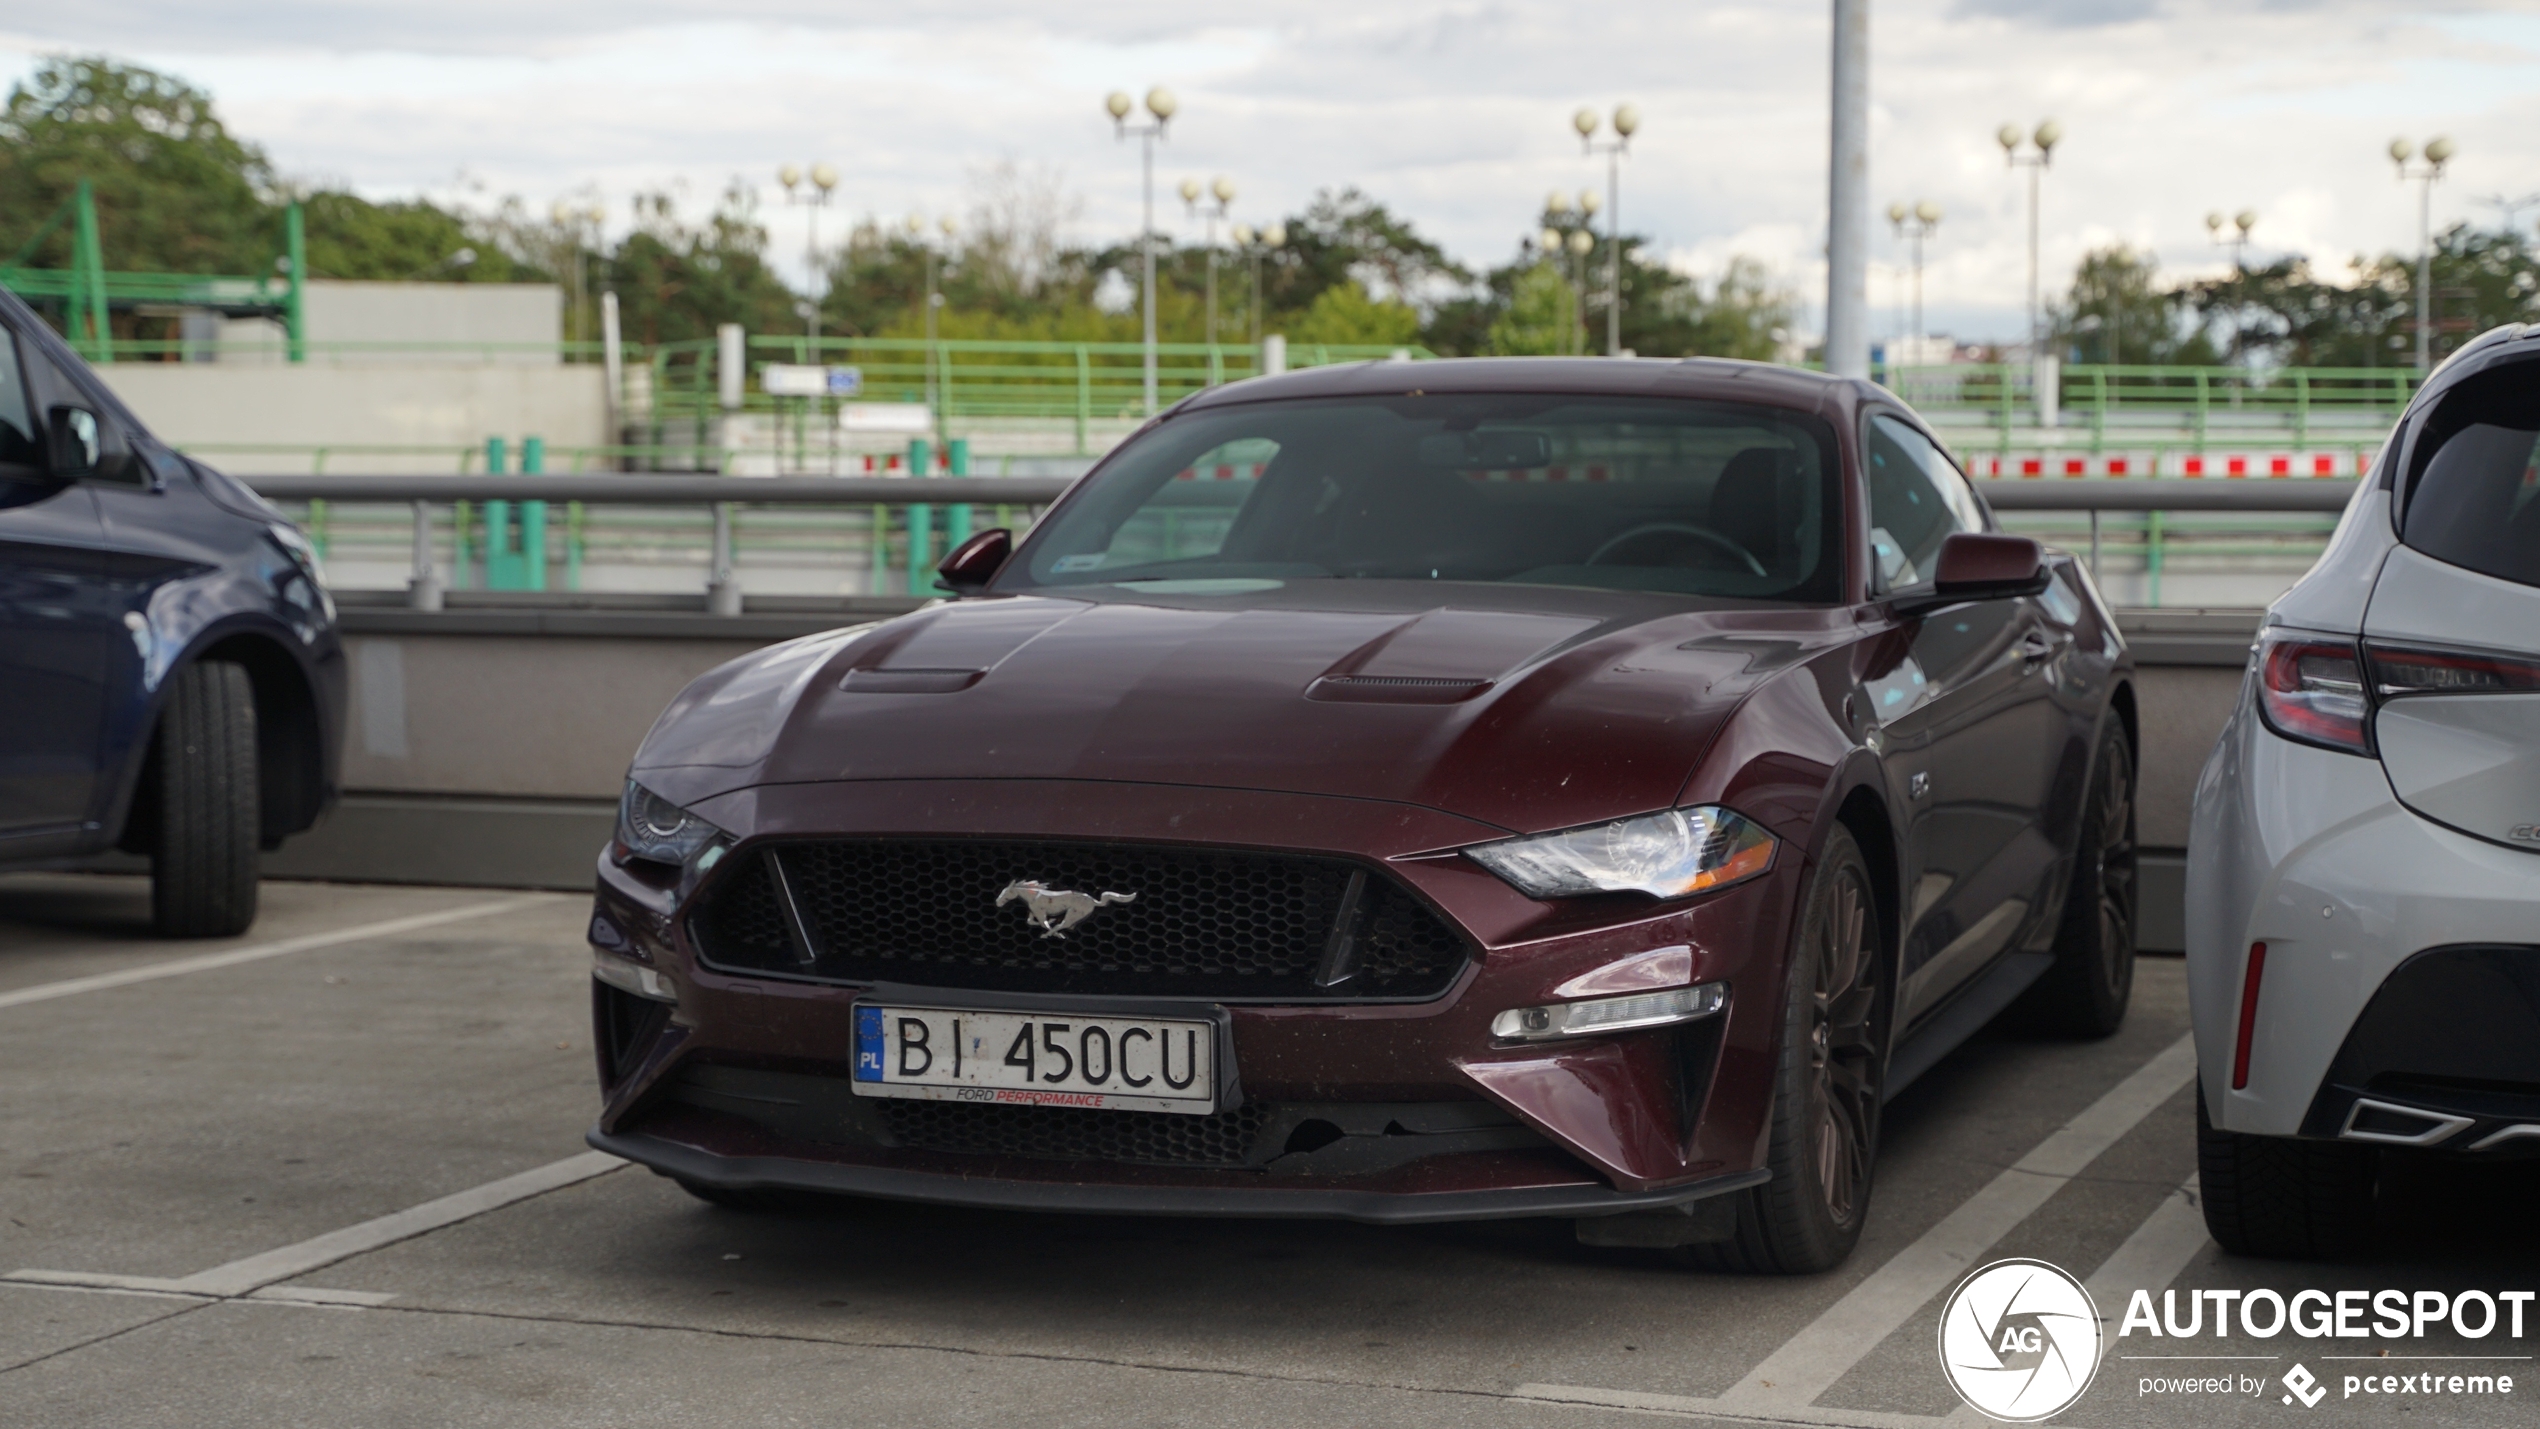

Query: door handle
[{"left": 2018, "top": 630, "right": 2057, "bottom": 667}]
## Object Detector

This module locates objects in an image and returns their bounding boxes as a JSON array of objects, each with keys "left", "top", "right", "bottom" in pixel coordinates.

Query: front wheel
[
  {"left": 1685, "top": 826, "right": 1886, "bottom": 1274},
  {"left": 149, "top": 661, "right": 261, "bottom": 938}
]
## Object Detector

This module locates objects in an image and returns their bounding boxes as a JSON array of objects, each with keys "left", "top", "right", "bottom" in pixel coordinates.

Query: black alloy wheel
[
  {"left": 2021, "top": 723, "right": 2138, "bottom": 1037},
  {"left": 1686, "top": 825, "right": 1886, "bottom": 1275}
]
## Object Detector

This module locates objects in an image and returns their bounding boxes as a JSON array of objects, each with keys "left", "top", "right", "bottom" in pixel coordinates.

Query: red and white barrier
[{"left": 1965, "top": 451, "right": 2370, "bottom": 479}]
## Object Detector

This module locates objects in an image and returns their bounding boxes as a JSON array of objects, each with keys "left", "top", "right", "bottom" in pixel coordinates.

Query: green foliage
[
  {"left": 1485, "top": 261, "right": 1574, "bottom": 355},
  {"left": 0, "top": 55, "right": 276, "bottom": 275},
  {"left": 1288, "top": 281, "right": 1421, "bottom": 347},
  {"left": 595, "top": 189, "right": 800, "bottom": 347},
  {"left": 2049, "top": 246, "right": 2216, "bottom": 365},
  {"left": 299, "top": 193, "right": 542, "bottom": 283},
  {"left": 1631, "top": 255, "right": 1795, "bottom": 361}
]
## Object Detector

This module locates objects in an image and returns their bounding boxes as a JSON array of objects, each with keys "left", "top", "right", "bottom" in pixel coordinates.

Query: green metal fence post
[
  {"left": 946, "top": 438, "right": 973, "bottom": 552},
  {"left": 2146, "top": 509, "right": 2166, "bottom": 608},
  {"left": 284, "top": 201, "right": 307, "bottom": 365},
  {"left": 482, "top": 436, "right": 509, "bottom": 590},
  {"left": 72, "top": 180, "right": 111, "bottom": 364},
  {"left": 2193, "top": 371, "right": 2209, "bottom": 448},
  {"left": 566, "top": 500, "right": 584, "bottom": 591},
  {"left": 1075, "top": 345, "right": 1091, "bottom": 455},
  {"left": 520, "top": 436, "right": 548, "bottom": 591},
  {"left": 907, "top": 438, "right": 934, "bottom": 596},
  {"left": 2294, "top": 371, "right": 2310, "bottom": 448}
]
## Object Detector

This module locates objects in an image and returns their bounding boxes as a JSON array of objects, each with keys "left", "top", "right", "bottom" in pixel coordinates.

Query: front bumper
[
  {"left": 2185, "top": 695, "right": 2540, "bottom": 1138},
  {"left": 587, "top": 777, "right": 1806, "bottom": 1212}
]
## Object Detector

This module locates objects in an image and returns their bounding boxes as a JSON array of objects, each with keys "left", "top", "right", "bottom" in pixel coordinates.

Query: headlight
[
  {"left": 1492, "top": 982, "right": 1726, "bottom": 1042},
  {"left": 615, "top": 780, "right": 731, "bottom": 869},
  {"left": 1466, "top": 806, "right": 1776, "bottom": 899}
]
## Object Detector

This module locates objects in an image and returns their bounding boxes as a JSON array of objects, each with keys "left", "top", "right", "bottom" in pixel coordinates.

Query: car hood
[{"left": 632, "top": 582, "right": 1841, "bottom": 835}]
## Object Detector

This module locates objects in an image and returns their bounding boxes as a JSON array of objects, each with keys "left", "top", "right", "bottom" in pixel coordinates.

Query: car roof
[{"left": 1175, "top": 355, "right": 1862, "bottom": 419}]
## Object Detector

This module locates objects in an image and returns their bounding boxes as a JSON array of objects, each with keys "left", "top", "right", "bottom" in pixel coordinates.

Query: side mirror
[
  {"left": 1898, "top": 533, "right": 2048, "bottom": 612},
  {"left": 48, "top": 406, "right": 98, "bottom": 480},
  {"left": 935, "top": 527, "right": 1013, "bottom": 596}
]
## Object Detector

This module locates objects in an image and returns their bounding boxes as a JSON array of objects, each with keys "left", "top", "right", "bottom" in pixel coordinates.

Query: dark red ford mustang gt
[{"left": 585, "top": 357, "right": 2138, "bottom": 1272}]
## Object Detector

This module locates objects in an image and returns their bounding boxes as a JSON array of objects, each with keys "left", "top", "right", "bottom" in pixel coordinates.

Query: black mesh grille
[
  {"left": 690, "top": 839, "right": 1467, "bottom": 999},
  {"left": 875, "top": 1097, "right": 1275, "bottom": 1167}
]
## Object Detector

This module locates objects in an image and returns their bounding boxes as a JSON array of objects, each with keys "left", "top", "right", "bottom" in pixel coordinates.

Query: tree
[
  {"left": 595, "top": 188, "right": 800, "bottom": 347},
  {"left": 0, "top": 56, "right": 276, "bottom": 275},
  {"left": 299, "top": 192, "right": 543, "bottom": 284},
  {"left": 2049, "top": 246, "right": 2213, "bottom": 366},
  {"left": 1288, "top": 281, "right": 1421, "bottom": 347},
  {"left": 1484, "top": 261, "right": 1574, "bottom": 355}
]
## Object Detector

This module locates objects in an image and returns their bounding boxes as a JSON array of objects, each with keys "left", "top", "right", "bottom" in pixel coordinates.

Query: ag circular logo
[{"left": 1937, "top": 1258, "right": 2103, "bottom": 1422}]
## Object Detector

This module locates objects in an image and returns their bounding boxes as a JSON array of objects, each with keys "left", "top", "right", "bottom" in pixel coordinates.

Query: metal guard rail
[{"left": 240, "top": 474, "right": 2360, "bottom": 513}]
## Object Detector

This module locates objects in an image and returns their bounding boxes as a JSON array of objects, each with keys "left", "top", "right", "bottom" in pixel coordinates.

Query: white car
[{"left": 2187, "top": 326, "right": 2540, "bottom": 1257}]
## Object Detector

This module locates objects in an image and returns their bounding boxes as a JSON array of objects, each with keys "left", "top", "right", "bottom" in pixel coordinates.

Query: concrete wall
[
  {"left": 215, "top": 281, "right": 563, "bottom": 364},
  {"left": 95, "top": 363, "right": 607, "bottom": 471}
]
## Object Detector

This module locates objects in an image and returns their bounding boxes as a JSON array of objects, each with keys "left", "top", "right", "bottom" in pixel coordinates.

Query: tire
[
  {"left": 1683, "top": 826, "right": 1886, "bottom": 1275},
  {"left": 2020, "top": 722, "right": 2137, "bottom": 1038},
  {"left": 2197, "top": 1087, "right": 2376, "bottom": 1258},
  {"left": 149, "top": 661, "right": 261, "bottom": 938}
]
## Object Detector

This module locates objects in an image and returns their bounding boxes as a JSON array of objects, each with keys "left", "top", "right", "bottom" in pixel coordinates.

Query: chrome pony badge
[{"left": 997, "top": 880, "right": 1137, "bottom": 938}]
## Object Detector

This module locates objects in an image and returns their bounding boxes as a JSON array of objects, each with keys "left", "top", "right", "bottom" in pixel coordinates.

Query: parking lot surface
[{"left": 3, "top": 873, "right": 2534, "bottom": 1427}]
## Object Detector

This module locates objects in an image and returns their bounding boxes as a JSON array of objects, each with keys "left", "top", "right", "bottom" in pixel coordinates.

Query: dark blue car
[{"left": 0, "top": 287, "right": 344, "bottom": 936}]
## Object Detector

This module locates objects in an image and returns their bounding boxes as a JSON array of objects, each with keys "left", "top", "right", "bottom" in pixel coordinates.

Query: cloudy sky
[{"left": 7, "top": 1, "right": 2539, "bottom": 343}]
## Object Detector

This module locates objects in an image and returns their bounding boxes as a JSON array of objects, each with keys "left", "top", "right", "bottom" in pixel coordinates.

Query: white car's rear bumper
[{"left": 2185, "top": 688, "right": 2540, "bottom": 1136}]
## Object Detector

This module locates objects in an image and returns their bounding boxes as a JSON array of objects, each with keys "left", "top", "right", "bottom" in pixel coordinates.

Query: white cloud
[{"left": 5, "top": 0, "right": 2536, "bottom": 342}]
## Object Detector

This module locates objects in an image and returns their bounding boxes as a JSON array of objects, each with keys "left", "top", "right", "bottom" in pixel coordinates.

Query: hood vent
[{"left": 1306, "top": 674, "right": 1491, "bottom": 704}]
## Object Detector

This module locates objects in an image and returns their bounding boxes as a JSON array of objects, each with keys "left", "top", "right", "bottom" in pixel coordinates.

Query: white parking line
[
  {"left": 6, "top": 1150, "right": 622, "bottom": 1301},
  {"left": 1509, "top": 1382, "right": 1953, "bottom": 1427},
  {"left": 0, "top": 895, "right": 554, "bottom": 1013},
  {"left": 1717, "top": 1031, "right": 2197, "bottom": 1412}
]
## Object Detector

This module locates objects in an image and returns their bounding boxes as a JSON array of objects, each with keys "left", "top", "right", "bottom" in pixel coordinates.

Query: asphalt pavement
[{"left": 2, "top": 872, "right": 2534, "bottom": 1428}]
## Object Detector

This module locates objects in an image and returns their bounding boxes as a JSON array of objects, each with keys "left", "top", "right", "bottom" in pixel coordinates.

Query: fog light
[
  {"left": 1491, "top": 982, "right": 1725, "bottom": 1042},
  {"left": 594, "top": 950, "right": 677, "bottom": 1003}
]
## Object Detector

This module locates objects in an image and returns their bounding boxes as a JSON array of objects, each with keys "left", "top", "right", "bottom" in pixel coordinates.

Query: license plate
[{"left": 850, "top": 1005, "right": 1219, "bottom": 1115}]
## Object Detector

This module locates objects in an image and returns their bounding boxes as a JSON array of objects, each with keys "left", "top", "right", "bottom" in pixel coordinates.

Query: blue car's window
[
  {"left": 1016, "top": 394, "right": 1843, "bottom": 603},
  {"left": 0, "top": 332, "right": 38, "bottom": 475}
]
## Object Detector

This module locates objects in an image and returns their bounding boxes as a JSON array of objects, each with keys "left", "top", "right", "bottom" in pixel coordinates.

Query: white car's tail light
[
  {"left": 2370, "top": 643, "right": 2540, "bottom": 697},
  {"left": 2231, "top": 942, "right": 2265, "bottom": 1090},
  {"left": 2255, "top": 634, "right": 2371, "bottom": 755},
  {"left": 1492, "top": 982, "right": 1726, "bottom": 1042}
]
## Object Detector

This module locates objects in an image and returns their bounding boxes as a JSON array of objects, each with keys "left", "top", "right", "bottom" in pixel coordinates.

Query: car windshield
[
  {"left": 2404, "top": 363, "right": 2540, "bottom": 589},
  {"left": 1011, "top": 392, "right": 1844, "bottom": 602}
]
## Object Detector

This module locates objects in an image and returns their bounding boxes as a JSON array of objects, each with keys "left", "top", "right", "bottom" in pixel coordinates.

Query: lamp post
[
  {"left": 1573, "top": 104, "right": 1639, "bottom": 356},
  {"left": 1106, "top": 88, "right": 1177, "bottom": 415},
  {"left": 907, "top": 214, "right": 956, "bottom": 420},
  {"left": 1997, "top": 121, "right": 2061, "bottom": 358},
  {"left": 1232, "top": 221, "right": 1284, "bottom": 351},
  {"left": 1566, "top": 227, "right": 1596, "bottom": 355},
  {"left": 2390, "top": 136, "right": 2455, "bottom": 374},
  {"left": 1183, "top": 175, "right": 1236, "bottom": 372},
  {"left": 1885, "top": 199, "right": 1940, "bottom": 358},
  {"left": 777, "top": 163, "right": 841, "bottom": 349},
  {"left": 550, "top": 201, "right": 604, "bottom": 347},
  {"left": 2206, "top": 210, "right": 2256, "bottom": 364}
]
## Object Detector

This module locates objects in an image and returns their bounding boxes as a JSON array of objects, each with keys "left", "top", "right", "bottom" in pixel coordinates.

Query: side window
[
  {"left": 0, "top": 331, "right": 39, "bottom": 476},
  {"left": 1864, "top": 413, "right": 1984, "bottom": 590}
]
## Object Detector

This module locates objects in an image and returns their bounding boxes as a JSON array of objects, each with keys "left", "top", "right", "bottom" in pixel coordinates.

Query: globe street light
[
  {"left": 1231, "top": 221, "right": 1285, "bottom": 348},
  {"left": 1183, "top": 174, "right": 1237, "bottom": 366},
  {"left": 1999, "top": 120, "right": 2061, "bottom": 360},
  {"left": 2391, "top": 136, "right": 2455, "bottom": 374},
  {"left": 1574, "top": 103, "right": 1639, "bottom": 355},
  {"left": 1106, "top": 87, "right": 1177, "bottom": 415},
  {"left": 1887, "top": 199, "right": 1940, "bottom": 357},
  {"left": 778, "top": 162, "right": 841, "bottom": 347}
]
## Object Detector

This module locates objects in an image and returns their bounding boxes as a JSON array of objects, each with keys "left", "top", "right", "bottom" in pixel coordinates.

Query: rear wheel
[
  {"left": 149, "top": 661, "right": 260, "bottom": 938},
  {"left": 2021, "top": 722, "right": 2136, "bottom": 1037},
  {"left": 2197, "top": 1088, "right": 2377, "bottom": 1258},
  {"left": 1685, "top": 826, "right": 1885, "bottom": 1274}
]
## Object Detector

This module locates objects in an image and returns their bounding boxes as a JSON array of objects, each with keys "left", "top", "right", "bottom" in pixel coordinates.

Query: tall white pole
[
  {"left": 2416, "top": 173, "right": 2433, "bottom": 375},
  {"left": 2026, "top": 162, "right": 2042, "bottom": 358},
  {"left": 1606, "top": 147, "right": 1623, "bottom": 356},
  {"left": 1825, "top": 0, "right": 1872, "bottom": 380},
  {"left": 1142, "top": 131, "right": 1158, "bottom": 415}
]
